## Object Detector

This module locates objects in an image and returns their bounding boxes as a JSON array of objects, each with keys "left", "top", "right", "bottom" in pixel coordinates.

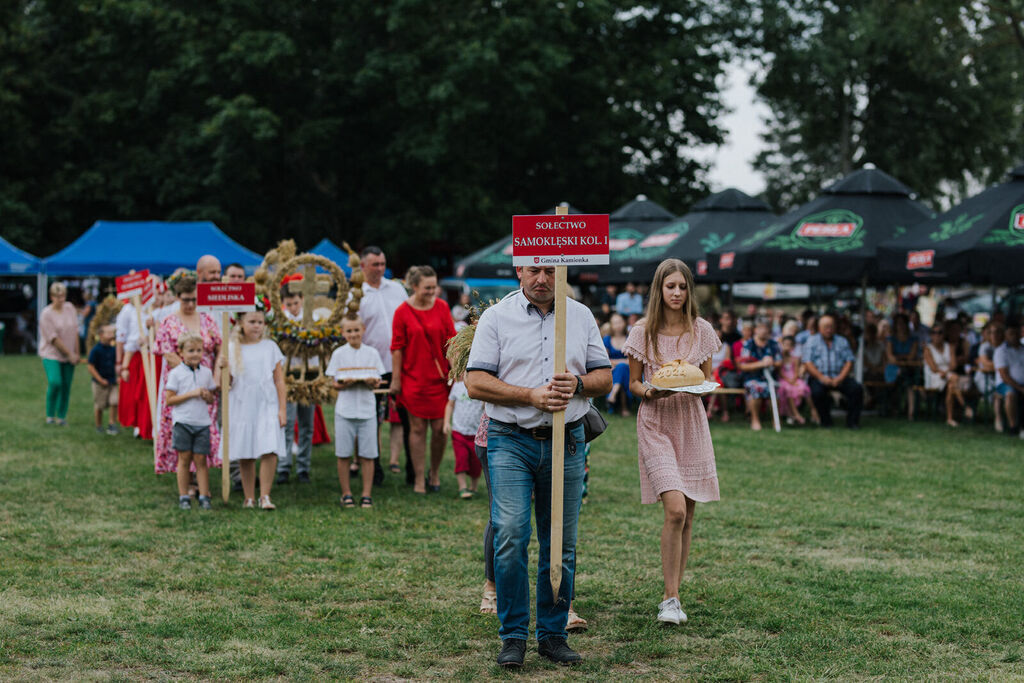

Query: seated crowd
[{"left": 595, "top": 286, "right": 1024, "bottom": 435}]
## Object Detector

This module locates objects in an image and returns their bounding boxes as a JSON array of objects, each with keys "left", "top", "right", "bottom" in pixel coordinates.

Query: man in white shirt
[
  {"left": 466, "top": 266, "right": 611, "bottom": 668},
  {"left": 994, "top": 320, "right": 1024, "bottom": 435},
  {"left": 224, "top": 262, "right": 246, "bottom": 282},
  {"left": 358, "top": 246, "right": 410, "bottom": 481}
]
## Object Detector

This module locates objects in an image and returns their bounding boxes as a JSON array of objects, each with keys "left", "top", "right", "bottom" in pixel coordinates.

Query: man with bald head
[
  {"left": 802, "top": 314, "right": 863, "bottom": 429},
  {"left": 196, "top": 255, "right": 222, "bottom": 284}
]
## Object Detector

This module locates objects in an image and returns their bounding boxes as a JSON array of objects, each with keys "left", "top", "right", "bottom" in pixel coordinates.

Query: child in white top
[
  {"left": 443, "top": 375, "right": 484, "bottom": 499},
  {"left": 164, "top": 333, "right": 218, "bottom": 510},
  {"left": 326, "top": 316, "right": 385, "bottom": 508},
  {"left": 220, "top": 311, "right": 287, "bottom": 510}
]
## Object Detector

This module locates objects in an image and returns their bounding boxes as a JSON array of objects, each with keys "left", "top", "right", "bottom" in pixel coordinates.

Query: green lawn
[{"left": 1, "top": 355, "right": 1022, "bottom": 680}]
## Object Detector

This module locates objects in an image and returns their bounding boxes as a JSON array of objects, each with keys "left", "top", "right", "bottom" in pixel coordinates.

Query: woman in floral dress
[{"left": 154, "top": 276, "right": 222, "bottom": 476}]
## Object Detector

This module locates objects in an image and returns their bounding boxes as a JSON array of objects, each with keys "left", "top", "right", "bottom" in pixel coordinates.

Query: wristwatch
[{"left": 573, "top": 375, "right": 584, "bottom": 396}]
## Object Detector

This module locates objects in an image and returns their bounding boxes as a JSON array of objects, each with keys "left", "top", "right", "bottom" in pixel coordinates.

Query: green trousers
[{"left": 43, "top": 358, "right": 75, "bottom": 419}]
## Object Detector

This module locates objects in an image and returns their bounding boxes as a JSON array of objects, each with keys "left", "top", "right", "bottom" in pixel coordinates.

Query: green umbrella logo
[
  {"left": 767, "top": 209, "right": 864, "bottom": 252},
  {"left": 981, "top": 203, "right": 1024, "bottom": 247}
]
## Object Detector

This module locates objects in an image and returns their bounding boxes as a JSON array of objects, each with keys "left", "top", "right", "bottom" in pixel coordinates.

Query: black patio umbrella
[
  {"left": 876, "top": 163, "right": 1024, "bottom": 284},
  {"left": 570, "top": 195, "right": 676, "bottom": 285},
  {"left": 678, "top": 189, "right": 776, "bottom": 282},
  {"left": 707, "top": 168, "right": 933, "bottom": 284},
  {"left": 454, "top": 204, "right": 585, "bottom": 279}
]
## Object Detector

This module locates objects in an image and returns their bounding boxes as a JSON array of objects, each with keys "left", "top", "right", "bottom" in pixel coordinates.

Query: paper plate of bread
[{"left": 644, "top": 360, "right": 719, "bottom": 395}]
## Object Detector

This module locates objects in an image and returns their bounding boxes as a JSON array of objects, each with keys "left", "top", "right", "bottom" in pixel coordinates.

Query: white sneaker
[{"left": 657, "top": 597, "right": 687, "bottom": 625}]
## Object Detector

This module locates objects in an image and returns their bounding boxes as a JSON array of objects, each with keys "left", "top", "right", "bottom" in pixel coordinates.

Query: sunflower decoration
[{"left": 254, "top": 239, "right": 365, "bottom": 404}]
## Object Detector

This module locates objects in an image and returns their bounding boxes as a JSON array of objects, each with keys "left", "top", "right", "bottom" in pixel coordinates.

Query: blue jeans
[{"left": 487, "top": 420, "right": 586, "bottom": 642}]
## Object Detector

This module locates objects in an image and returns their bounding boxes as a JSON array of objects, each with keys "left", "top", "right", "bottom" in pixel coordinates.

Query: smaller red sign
[
  {"left": 697, "top": 260, "right": 708, "bottom": 276},
  {"left": 797, "top": 222, "right": 856, "bottom": 238},
  {"left": 196, "top": 282, "right": 256, "bottom": 312},
  {"left": 116, "top": 269, "right": 150, "bottom": 301},
  {"left": 609, "top": 238, "right": 636, "bottom": 252},
  {"left": 906, "top": 250, "right": 935, "bottom": 270},
  {"left": 1014, "top": 212, "right": 1024, "bottom": 231},
  {"left": 139, "top": 278, "right": 154, "bottom": 305},
  {"left": 719, "top": 252, "right": 735, "bottom": 270}
]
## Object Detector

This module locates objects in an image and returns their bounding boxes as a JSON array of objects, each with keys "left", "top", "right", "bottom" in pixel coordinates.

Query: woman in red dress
[{"left": 390, "top": 266, "right": 456, "bottom": 494}]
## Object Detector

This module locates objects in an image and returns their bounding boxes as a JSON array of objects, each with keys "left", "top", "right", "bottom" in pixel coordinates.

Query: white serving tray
[{"left": 643, "top": 380, "right": 720, "bottom": 396}]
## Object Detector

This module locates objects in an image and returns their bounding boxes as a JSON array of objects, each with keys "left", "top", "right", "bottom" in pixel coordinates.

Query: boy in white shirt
[
  {"left": 164, "top": 332, "right": 218, "bottom": 510},
  {"left": 327, "top": 317, "right": 385, "bottom": 508}
]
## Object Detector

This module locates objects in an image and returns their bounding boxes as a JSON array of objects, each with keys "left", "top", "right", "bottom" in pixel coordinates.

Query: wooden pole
[
  {"left": 549, "top": 205, "right": 569, "bottom": 601},
  {"left": 132, "top": 295, "right": 157, "bottom": 425},
  {"left": 220, "top": 311, "right": 231, "bottom": 502}
]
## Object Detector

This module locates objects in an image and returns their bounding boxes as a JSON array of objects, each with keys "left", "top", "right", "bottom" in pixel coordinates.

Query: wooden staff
[
  {"left": 549, "top": 204, "right": 569, "bottom": 600},
  {"left": 221, "top": 311, "right": 231, "bottom": 502},
  {"left": 132, "top": 295, "right": 157, "bottom": 425}
]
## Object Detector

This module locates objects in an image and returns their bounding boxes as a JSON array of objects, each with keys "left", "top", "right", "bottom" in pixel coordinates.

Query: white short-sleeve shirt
[
  {"left": 357, "top": 279, "right": 408, "bottom": 374},
  {"left": 448, "top": 380, "right": 484, "bottom": 436},
  {"left": 115, "top": 302, "right": 141, "bottom": 352},
  {"left": 164, "top": 363, "right": 217, "bottom": 427},
  {"left": 326, "top": 343, "right": 385, "bottom": 420},
  {"left": 994, "top": 342, "right": 1024, "bottom": 385},
  {"left": 466, "top": 289, "right": 611, "bottom": 429}
]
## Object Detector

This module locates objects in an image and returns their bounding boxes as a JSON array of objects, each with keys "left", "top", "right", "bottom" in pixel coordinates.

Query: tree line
[{"left": 1, "top": 1, "right": 1021, "bottom": 271}]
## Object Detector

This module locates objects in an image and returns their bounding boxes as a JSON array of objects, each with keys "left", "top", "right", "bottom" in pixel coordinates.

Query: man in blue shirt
[
  {"left": 614, "top": 282, "right": 644, "bottom": 318},
  {"left": 803, "top": 315, "right": 863, "bottom": 429}
]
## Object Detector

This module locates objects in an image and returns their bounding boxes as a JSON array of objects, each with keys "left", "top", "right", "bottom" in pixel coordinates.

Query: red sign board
[
  {"left": 696, "top": 260, "right": 708, "bottom": 276},
  {"left": 906, "top": 250, "right": 935, "bottom": 270},
  {"left": 797, "top": 222, "right": 857, "bottom": 238},
  {"left": 197, "top": 282, "right": 256, "bottom": 312},
  {"left": 511, "top": 214, "right": 610, "bottom": 266},
  {"left": 719, "top": 252, "right": 736, "bottom": 270},
  {"left": 116, "top": 269, "right": 150, "bottom": 302}
]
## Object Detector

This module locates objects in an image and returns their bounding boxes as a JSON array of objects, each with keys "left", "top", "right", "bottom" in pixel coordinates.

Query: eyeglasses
[{"left": 180, "top": 296, "right": 197, "bottom": 303}]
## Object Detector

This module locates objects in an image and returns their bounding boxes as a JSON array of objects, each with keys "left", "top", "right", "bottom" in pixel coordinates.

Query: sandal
[
  {"left": 389, "top": 463, "right": 401, "bottom": 474},
  {"left": 480, "top": 588, "right": 497, "bottom": 614},
  {"left": 259, "top": 495, "right": 276, "bottom": 510},
  {"left": 460, "top": 488, "right": 474, "bottom": 500},
  {"left": 360, "top": 496, "right": 373, "bottom": 509},
  {"left": 340, "top": 495, "right": 355, "bottom": 508},
  {"left": 566, "top": 607, "right": 588, "bottom": 632},
  {"left": 242, "top": 498, "right": 256, "bottom": 509}
]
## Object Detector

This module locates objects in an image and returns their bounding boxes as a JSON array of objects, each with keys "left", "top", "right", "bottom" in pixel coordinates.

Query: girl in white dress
[{"left": 221, "top": 311, "right": 287, "bottom": 509}]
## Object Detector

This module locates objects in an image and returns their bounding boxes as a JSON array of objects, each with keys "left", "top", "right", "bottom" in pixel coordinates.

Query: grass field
[{"left": 1, "top": 355, "right": 1023, "bottom": 681}]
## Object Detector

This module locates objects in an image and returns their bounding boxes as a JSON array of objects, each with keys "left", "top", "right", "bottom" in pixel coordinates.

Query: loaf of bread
[{"left": 651, "top": 360, "right": 705, "bottom": 388}]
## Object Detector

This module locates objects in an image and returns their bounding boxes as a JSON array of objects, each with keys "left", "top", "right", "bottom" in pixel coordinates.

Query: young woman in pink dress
[{"left": 623, "top": 258, "right": 721, "bottom": 627}]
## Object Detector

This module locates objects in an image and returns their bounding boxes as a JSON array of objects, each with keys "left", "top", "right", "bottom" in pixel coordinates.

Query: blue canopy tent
[
  {"left": 0, "top": 236, "right": 44, "bottom": 348},
  {"left": 308, "top": 238, "right": 354, "bottom": 277},
  {"left": 0, "top": 235, "right": 42, "bottom": 274},
  {"left": 42, "top": 221, "right": 263, "bottom": 276}
]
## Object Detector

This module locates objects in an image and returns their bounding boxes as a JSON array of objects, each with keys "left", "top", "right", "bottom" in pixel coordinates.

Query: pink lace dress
[
  {"left": 622, "top": 317, "right": 721, "bottom": 504},
  {"left": 154, "top": 314, "right": 222, "bottom": 474},
  {"left": 776, "top": 359, "right": 811, "bottom": 412}
]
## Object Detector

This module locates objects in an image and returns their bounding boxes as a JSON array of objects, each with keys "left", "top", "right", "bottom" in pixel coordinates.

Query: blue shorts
[{"left": 995, "top": 383, "right": 1018, "bottom": 397}]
